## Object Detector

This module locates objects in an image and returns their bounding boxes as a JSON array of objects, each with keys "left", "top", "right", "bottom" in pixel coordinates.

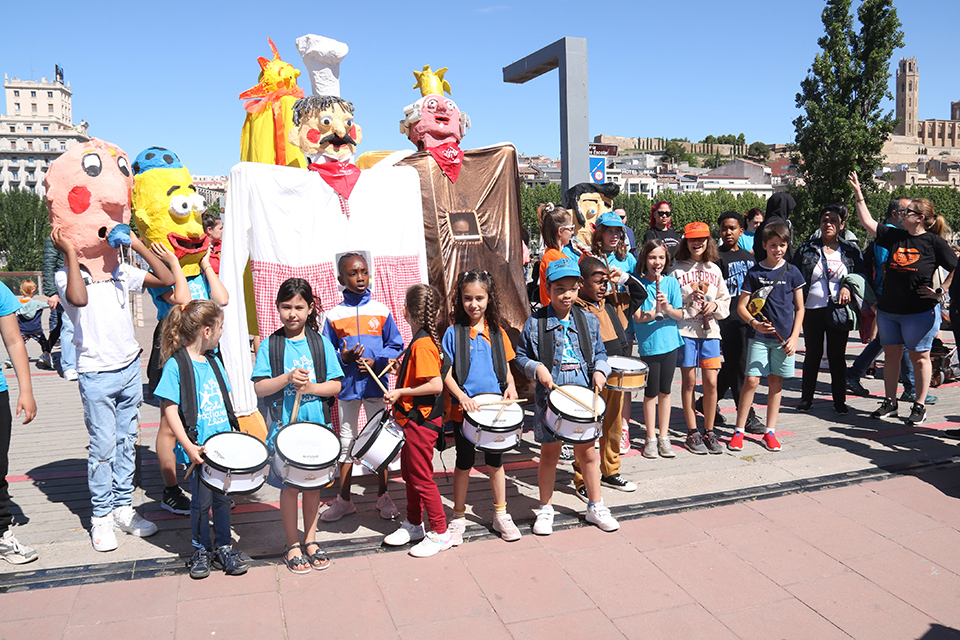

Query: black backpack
[
  {"left": 394, "top": 329, "right": 451, "bottom": 433},
  {"left": 451, "top": 323, "right": 509, "bottom": 394},
  {"left": 536, "top": 305, "right": 594, "bottom": 378},
  {"left": 173, "top": 348, "right": 239, "bottom": 445},
  {"left": 266, "top": 327, "right": 331, "bottom": 423}
]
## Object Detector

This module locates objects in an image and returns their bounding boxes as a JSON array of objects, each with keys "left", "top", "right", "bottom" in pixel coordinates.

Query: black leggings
[
  {"left": 0, "top": 391, "right": 13, "bottom": 534},
  {"left": 642, "top": 348, "right": 679, "bottom": 398},
  {"left": 801, "top": 306, "right": 849, "bottom": 406},
  {"left": 453, "top": 420, "right": 504, "bottom": 470}
]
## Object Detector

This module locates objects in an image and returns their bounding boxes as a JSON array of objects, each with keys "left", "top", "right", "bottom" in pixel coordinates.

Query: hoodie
[{"left": 754, "top": 192, "right": 796, "bottom": 264}]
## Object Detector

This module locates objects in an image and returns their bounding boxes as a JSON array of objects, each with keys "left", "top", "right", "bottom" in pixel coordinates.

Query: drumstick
[
  {"left": 377, "top": 363, "right": 392, "bottom": 379},
  {"left": 592, "top": 386, "right": 599, "bottom": 421},
  {"left": 494, "top": 404, "right": 508, "bottom": 423},
  {"left": 550, "top": 383, "right": 596, "bottom": 414},
  {"left": 361, "top": 360, "right": 390, "bottom": 395},
  {"left": 476, "top": 398, "right": 527, "bottom": 406},
  {"left": 185, "top": 446, "right": 206, "bottom": 479},
  {"left": 290, "top": 390, "right": 303, "bottom": 424}
]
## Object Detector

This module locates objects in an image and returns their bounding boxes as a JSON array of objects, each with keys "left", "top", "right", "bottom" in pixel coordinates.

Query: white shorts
[{"left": 337, "top": 398, "right": 385, "bottom": 463}]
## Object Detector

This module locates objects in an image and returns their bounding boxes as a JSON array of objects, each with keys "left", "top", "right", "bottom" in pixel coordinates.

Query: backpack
[
  {"left": 266, "top": 327, "right": 331, "bottom": 424},
  {"left": 452, "top": 323, "right": 509, "bottom": 394},
  {"left": 394, "top": 329, "right": 451, "bottom": 433},
  {"left": 536, "top": 306, "right": 594, "bottom": 378},
  {"left": 173, "top": 348, "right": 239, "bottom": 445}
]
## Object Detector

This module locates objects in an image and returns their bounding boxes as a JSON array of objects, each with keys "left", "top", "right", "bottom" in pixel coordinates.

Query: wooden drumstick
[
  {"left": 494, "top": 404, "right": 508, "bottom": 424},
  {"left": 592, "top": 386, "right": 599, "bottom": 421},
  {"left": 377, "top": 363, "right": 393, "bottom": 379},
  {"left": 290, "top": 390, "right": 303, "bottom": 424},
  {"left": 361, "top": 360, "right": 390, "bottom": 395},
  {"left": 476, "top": 398, "right": 526, "bottom": 406},
  {"left": 550, "top": 383, "right": 596, "bottom": 414},
  {"left": 185, "top": 446, "right": 206, "bottom": 479}
]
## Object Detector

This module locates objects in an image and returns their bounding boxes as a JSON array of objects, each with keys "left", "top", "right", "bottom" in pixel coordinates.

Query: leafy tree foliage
[
  {"left": 748, "top": 142, "right": 770, "bottom": 161},
  {"left": 0, "top": 188, "right": 49, "bottom": 271},
  {"left": 663, "top": 141, "right": 684, "bottom": 164}
]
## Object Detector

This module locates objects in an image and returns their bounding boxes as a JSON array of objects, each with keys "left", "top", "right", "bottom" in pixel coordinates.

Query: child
[
  {"left": 202, "top": 212, "right": 223, "bottom": 275},
  {"left": 739, "top": 207, "right": 764, "bottom": 253},
  {"left": 442, "top": 270, "right": 522, "bottom": 543},
  {"left": 382, "top": 284, "right": 451, "bottom": 557},
  {"left": 253, "top": 278, "right": 343, "bottom": 573},
  {"left": 3, "top": 280, "right": 50, "bottom": 369},
  {"left": 632, "top": 240, "right": 683, "bottom": 459},
  {"left": 155, "top": 300, "right": 247, "bottom": 578},
  {"left": 0, "top": 282, "right": 38, "bottom": 564},
  {"left": 515, "top": 258, "right": 617, "bottom": 535},
  {"left": 321, "top": 253, "right": 403, "bottom": 521},
  {"left": 730, "top": 222, "right": 806, "bottom": 452},
  {"left": 572, "top": 256, "right": 646, "bottom": 498},
  {"left": 148, "top": 243, "right": 228, "bottom": 516},
  {"left": 53, "top": 228, "right": 173, "bottom": 552},
  {"left": 643, "top": 201, "right": 681, "bottom": 257},
  {"left": 591, "top": 211, "right": 639, "bottom": 450},
  {"left": 715, "top": 212, "right": 762, "bottom": 433},
  {"left": 669, "top": 222, "right": 730, "bottom": 455},
  {"left": 538, "top": 203, "right": 577, "bottom": 307}
]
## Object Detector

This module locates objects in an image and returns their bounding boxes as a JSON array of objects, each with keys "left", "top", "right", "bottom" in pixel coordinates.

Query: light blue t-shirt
[
  {"left": 149, "top": 273, "right": 210, "bottom": 320},
  {"left": 631, "top": 275, "right": 684, "bottom": 357},
  {"left": 606, "top": 252, "right": 637, "bottom": 293},
  {"left": 738, "top": 232, "right": 755, "bottom": 253},
  {"left": 154, "top": 355, "right": 232, "bottom": 446},
  {"left": 252, "top": 333, "right": 344, "bottom": 449},
  {"left": 0, "top": 286, "right": 21, "bottom": 394},
  {"left": 557, "top": 318, "right": 580, "bottom": 364}
]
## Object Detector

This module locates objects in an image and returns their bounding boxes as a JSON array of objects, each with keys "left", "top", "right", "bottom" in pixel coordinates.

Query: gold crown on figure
[{"left": 413, "top": 65, "right": 451, "bottom": 96}]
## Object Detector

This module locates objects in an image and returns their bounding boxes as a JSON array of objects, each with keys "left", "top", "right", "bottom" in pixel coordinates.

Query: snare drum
[
  {"left": 350, "top": 409, "right": 404, "bottom": 473},
  {"left": 272, "top": 422, "right": 341, "bottom": 490},
  {"left": 200, "top": 431, "right": 270, "bottom": 495},
  {"left": 545, "top": 385, "right": 606, "bottom": 443},
  {"left": 463, "top": 394, "right": 524, "bottom": 453},
  {"left": 605, "top": 356, "right": 649, "bottom": 391}
]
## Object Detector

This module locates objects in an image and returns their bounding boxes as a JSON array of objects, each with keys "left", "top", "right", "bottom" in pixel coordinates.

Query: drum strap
[
  {"left": 537, "top": 306, "right": 594, "bottom": 379},
  {"left": 266, "top": 328, "right": 331, "bottom": 423},
  {"left": 603, "top": 303, "right": 629, "bottom": 356},
  {"left": 453, "top": 323, "right": 508, "bottom": 393},
  {"left": 174, "top": 347, "right": 239, "bottom": 446},
  {"left": 394, "top": 329, "right": 449, "bottom": 432}
]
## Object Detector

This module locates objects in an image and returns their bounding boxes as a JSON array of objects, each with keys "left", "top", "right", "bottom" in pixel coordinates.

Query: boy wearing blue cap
[{"left": 516, "top": 258, "right": 617, "bottom": 534}]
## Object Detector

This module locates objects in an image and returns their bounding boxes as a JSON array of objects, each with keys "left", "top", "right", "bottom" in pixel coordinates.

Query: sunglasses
[
  {"left": 559, "top": 225, "right": 576, "bottom": 231},
  {"left": 903, "top": 208, "right": 923, "bottom": 218}
]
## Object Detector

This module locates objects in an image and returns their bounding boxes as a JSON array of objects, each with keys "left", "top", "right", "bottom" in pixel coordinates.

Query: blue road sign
[{"left": 590, "top": 156, "right": 605, "bottom": 184}]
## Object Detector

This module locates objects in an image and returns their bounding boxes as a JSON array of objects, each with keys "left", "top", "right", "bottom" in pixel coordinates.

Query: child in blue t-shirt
[
  {"left": 252, "top": 278, "right": 342, "bottom": 574},
  {"left": 155, "top": 299, "right": 247, "bottom": 579},
  {"left": 631, "top": 239, "right": 683, "bottom": 459}
]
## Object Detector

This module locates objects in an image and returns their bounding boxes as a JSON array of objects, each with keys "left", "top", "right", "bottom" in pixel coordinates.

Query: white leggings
[{"left": 337, "top": 398, "right": 385, "bottom": 463}]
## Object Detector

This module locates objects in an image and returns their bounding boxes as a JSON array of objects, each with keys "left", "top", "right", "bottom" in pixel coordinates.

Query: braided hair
[
  {"left": 405, "top": 283, "right": 443, "bottom": 354},
  {"left": 160, "top": 300, "right": 224, "bottom": 362},
  {"left": 451, "top": 270, "right": 502, "bottom": 332}
]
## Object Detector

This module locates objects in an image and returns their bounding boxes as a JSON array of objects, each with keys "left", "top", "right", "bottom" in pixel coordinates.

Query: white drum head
[
  {"left": 204, "top": 432, "right": 268, "bottom": 471},
  {"left": 466, "top": 394, "right": 524, "bottom": 429},
  {"left": 608, "top": 355, "right": 646, "bottom": 372},
  {"left": 549, "top": 385, "right": 606, "bottom": 421},
  {"left": 276, "top": 422, "right": 340, "bottom": 468}
]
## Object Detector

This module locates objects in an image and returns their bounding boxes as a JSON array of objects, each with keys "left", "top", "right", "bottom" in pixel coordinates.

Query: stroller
[{"left": 930, "top": 341, "right": 959, "bottom": 388}]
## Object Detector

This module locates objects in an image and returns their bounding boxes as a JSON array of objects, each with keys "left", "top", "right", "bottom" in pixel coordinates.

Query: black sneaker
[
  {"left": 907, "top": 402, "right": 926, "bottom": 425},
  {"left": 161, "top": 486, "right": 191, "bottom": 516},
  {"left": 745, "top": 411, "right": 766, "bottom": 435},
  {"left": 685, "top": 431, "right": 709, "bottom": 455},
  {"left": 601, "top": 474, "right": 638, "bottom": 492},
  {"left": 187, "top": 548, "right": 211, "bottom": 580},
  {"left": 212, "top": 545, "right": 249, "bottom": 576},
  {"left": 704, "top": 431, "right": 723, "bottom": 455},
  {"left": 797, "top": 399, "right": 813, "bottom": 412},
  {"left": 846, "top": 378, "right": 870, "bottom": 397},
  {"left": 834, "top": 403, "right": 849, "bottom": 415},
  {"left": 870, "top": 398, "right": 898, "bottom": 419},
  {"left": 695, "top": 397, "right": 725, "bottom": 425},
  {"left": 574, "top": 484, "right": 588, "bottom": 503}
]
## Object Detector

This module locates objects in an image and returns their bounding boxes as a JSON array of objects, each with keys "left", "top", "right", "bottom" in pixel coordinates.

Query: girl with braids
[
  {"left": 442, "top": 270, "right": 521, "bottom": 544},
  {"left": 252, "top": 278, "right": 343, "bottom": 574},
  {"left": 382, "top": 284, "right": 451, "bottom": 557},
  {"left": 155, "top": 300, "right": 248, "bottom": 579}
]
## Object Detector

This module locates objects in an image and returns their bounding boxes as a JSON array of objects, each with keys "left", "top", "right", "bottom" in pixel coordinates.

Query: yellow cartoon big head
[{"left": 131, "top": 147, "right": 209, "bottom": 276}]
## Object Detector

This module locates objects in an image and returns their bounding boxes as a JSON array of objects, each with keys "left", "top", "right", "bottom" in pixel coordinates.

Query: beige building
[
  {"left": 891, "top": 57, "right": 960, "bottom": 152},
  {"left": 1, "top": 71, "right": 90, "bottom": 197}
]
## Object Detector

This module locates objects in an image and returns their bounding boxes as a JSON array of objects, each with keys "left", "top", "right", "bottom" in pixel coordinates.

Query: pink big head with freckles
[
  {"left": 408, "top": 94, "right": 463, "bottom": 150},
  {"left": 45, "top": 138, "right": 134, "bottom": 279}
]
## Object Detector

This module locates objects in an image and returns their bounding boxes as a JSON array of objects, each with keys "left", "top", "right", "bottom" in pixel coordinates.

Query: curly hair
[
  {"left": 590, "top": 221, "right": 627, "bottom": 261},
  {"left": 637, "top": 239, "right": 673, "bottom": 277},
  {"left": 451, "top": 270, "right": 502, "bottom": 333},
  {"left": 160, "top": 300, "right": 224, "bottom": 363},
  {"left": 276, "top": 277, "right": 321, "bottom": 333},
  {"left": 675, "top": 235, "right": 720, "bottom": 263},
  {"left": 405, "top": 283, "right": 443, "bottom": 354}
]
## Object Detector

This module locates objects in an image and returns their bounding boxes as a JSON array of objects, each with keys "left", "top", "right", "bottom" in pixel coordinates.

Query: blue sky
[{"left": 2, "top": 0, "right": 957, "bottom": 175}]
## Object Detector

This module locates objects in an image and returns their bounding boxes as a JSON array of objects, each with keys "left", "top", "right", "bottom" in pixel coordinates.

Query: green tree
[
  {"left": 663, "top": 141, "right": 684, "bottom": 164},
  {"left": 748, "top": 141, "right": 770, "bottom": 160},
  {"left": 205, "top": 200, "right": 222, "bottom": 218},
  {"left": 0, "top": 189, "right": 49, "bottom": 271},
  {"left": 792, "top": 0, "right": 904, "bottom": 214},
  {"left": 700, "top": 135, "right": 718, "bottom": 145},
  {"left": 737, "top": 133, "right": 746, "bottom": 146}
]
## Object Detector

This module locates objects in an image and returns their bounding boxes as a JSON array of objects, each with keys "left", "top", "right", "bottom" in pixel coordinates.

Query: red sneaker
[
  {"left": 728, "top": 432, "right": 744, "bottom": 451},
  {"left": 762, "top": 432, "right": 781, "bottom": 451}
]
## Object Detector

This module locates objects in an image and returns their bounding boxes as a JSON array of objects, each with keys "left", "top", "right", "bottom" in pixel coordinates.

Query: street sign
[
  {"left": 588, "top": 143, "right": 618, "bottom": 157},
  {"left": 589, "top": 157, "right": 606, "bottom": 184}
]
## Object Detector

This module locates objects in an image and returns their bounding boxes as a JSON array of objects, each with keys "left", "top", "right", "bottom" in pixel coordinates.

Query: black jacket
[{"left": 792, "top": 237, "right": 865, "bottom": 301}]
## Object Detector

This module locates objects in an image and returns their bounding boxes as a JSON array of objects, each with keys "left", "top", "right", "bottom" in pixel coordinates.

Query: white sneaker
[
  {"left": 493, "top": 514, "right": 522, "bottom": 542},
  {"left": 64, "top": 369, "right": 78, "bottom": 381},
  {"left": 409, "top": 530, "right": 454, "bottom": 558},
  {"left": 38, "top": 352, "right": 53, "bottom": 370},
  {"left": 585, "top": 502, "right": 620, "bottom": 532},
  {"left": 447, "top": 518, "right": 466, "bottom": 546},
  {"left": 376, "top": 493, "right": 399, "bottom": 519},
  {"left": 320, "top": 496, "right": 356, "bottom": 522},
  {"left": 532, "top": 505, "right": 555, "bottom": 536},
  {"left": 113, "top": 505, "right": 158, "bottom": 537},
  {"left": 0, "top": 529, "right": 38, "bottom": 564},
  {"left": 91, "top": 514, "right": 118, "bottom": 551},
  {"left": 383, "top": 520, "right": 425, "bottom": 546}
]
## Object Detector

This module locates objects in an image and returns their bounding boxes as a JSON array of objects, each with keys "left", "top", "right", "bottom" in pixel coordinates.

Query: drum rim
[
  {"left": 546, "top": 387, "right": 607, "bottom": 425},
  {"left": 463, "top": 411, "right": 524, "bottom": 432},
  {"left": 607, "top": 355, "right": 649, "bottom": 373},
  {"left": 272, "top": 463, "right": 337, "bottom": 490},
  {"left": 357, "top": 438, "right": 403, "bottom": 474},
  {"left": 543, "top": 414, "right": 600, "bottom": 444},
  {"left": 200, "top": 468, "right": 268, "bottom": 495},
  {"left": 460, "top": 422, "right": 523, "bottom": 452},
  {"left": 275, "top": 421, "right": 341, "bottom": 470},
  {"left": 201, "top": 431, "right": 270, "bottom": 474},
  {"left": 350, "top": 408, "right": 401, "bottom": 461}
]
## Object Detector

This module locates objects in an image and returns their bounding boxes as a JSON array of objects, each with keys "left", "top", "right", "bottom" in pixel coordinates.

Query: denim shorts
[
  {"left": 533, "top": 366, "right": 589, "bottom": 445},
  {"left": 679, "top": 337, "right": 721, "bottom": 369},
  {"left": 876, "top": 307, "right": 941, "bottom": 352},
  {"left": 746, "top": 338, "right": 795, "bottom": 378}
]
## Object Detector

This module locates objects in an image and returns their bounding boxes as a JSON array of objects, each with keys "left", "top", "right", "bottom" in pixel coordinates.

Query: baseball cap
[
  {"left": 545, "top": 258, "right": 581, "bottom": 282},
  {"left": 596, "top": 211, "right": 625, "bottom": 229},
  {"left": 684, "top": 221, "right": 711, "bottom": 238}
]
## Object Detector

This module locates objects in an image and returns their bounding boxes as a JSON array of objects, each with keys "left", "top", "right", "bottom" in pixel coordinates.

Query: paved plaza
[{"left": 1, "top": 293, "right": 959, "bottom": 639}]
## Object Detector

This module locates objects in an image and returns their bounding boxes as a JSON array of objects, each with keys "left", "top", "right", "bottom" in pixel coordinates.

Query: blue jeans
[
  {"left": 189, "top": 467, "right": 232, "bottom": 550},
  {"left": 78, "top": 358, "right": 142, "bottom": 517},
  {"left": 58, "top": 307, "right": 76, "bottom": 373},
  {"left": 848, "top": 334, "right": 915, "bottom": 391}
]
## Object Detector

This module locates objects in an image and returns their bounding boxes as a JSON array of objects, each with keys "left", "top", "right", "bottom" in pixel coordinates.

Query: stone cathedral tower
[{"left": 895, "top": 57, "right": 919, "bottom": 137}]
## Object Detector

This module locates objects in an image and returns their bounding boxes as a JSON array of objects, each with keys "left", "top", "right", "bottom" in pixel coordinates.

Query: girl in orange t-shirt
[
  {"left": 381, "top": 284, "right": 450, "bottom": 558},
  {"left": 538, "top": 203, "right": 576, "bottom": 306}
]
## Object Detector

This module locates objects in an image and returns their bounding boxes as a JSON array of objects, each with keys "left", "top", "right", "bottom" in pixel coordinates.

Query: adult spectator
[
  {"left": 753, "top": 193, "right": 795, "bottom": 264},
  {"left": 851, "top": 172, "right": 957, "bottom": 425},
  {"left": 614, "top": 208, "right": 636, "bottom": 252},
  {"left": 643, "top": 201, "right": 681, "bottom": 257},
  {"left": 793, "top": 204, "right": 865, "bottom": 414},
  {"left": 738, "top": 207, "right": 763, "bottom": 253}
]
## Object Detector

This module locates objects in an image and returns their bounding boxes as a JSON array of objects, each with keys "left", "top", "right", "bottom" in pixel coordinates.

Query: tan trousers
[{"left": 572, "top": 387, "right": 625, "bottom": 489}]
